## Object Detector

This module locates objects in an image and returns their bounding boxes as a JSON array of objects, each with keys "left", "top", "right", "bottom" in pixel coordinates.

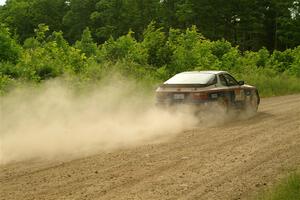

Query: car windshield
[{"left": 165, "top": 73, "right": 216, "bottom": 85}]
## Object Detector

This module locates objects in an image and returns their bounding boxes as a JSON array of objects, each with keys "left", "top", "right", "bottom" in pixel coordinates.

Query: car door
[{"left": 219, "top": 73, "right": 245, "bottom": 103}]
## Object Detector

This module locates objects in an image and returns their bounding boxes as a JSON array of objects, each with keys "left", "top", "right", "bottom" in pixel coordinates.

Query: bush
[
  {"left": 0, "top": 23, "right": 299, "bottom": 97},
  {"left": 269, "top": 49, "right": 294, "bottom": 73},
  {"left": 0, "top": 74, "right": 14, "bottom": 94},
  {"left": 75, "top": 27, "right": 98, "bottom": 57},
  {"left": 99, "top": 31, "right": 148, "bottom": 64},
  {"left": 287, "top": 46, "right": 300, "bottom": 77},
  {"left": 141, "top": 22, "right": 171, "bottom": 67},
  {"left": 0, "top": 25, "right": 22, "bottom": 64},
  {"left": 167, "top": 26, "right": 217, "bottom": 74},
  {"left": 19, "top": 28, "right": 87, "bottom": 81},
  {"left": 0, "top": 62, "right": 22, "bottom": 79}
]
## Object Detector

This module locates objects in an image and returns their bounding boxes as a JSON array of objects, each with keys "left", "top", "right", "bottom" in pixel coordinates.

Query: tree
[
  {"left": 75, "top": 27, "right": 98, "bottom": 57},
  {"left": 62, "top": 0, "right": 97, "bottom": 43},
  {"left": 276, "top": 0, "right": 300, "bottom": 49},
  {"left": 0, "top": 0, "right": 69, "bottom": 42}
]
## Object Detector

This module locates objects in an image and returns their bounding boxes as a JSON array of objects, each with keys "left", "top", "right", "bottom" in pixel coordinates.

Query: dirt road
[{"left": 1, "top": 95, "right": 300, "bottom": 200}]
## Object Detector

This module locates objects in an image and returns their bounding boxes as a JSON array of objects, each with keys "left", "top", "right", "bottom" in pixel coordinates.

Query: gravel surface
[{"left": 1, "top": 95, "right": 300, "bottom": 200}]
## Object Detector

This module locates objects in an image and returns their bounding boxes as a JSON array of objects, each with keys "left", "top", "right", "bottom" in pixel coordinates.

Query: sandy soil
[{"left": 1, "top": 94, "right": 300, "bottom": 200}]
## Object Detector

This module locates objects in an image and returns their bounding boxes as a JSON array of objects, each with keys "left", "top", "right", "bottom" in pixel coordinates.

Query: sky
[{"left": 0, "top": 0, "right": 5, "bottom": 6}]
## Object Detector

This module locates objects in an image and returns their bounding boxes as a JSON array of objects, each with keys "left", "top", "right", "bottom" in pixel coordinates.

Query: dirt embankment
[{"left": 1, "top": 94, "right": 300, "bottom": 200}]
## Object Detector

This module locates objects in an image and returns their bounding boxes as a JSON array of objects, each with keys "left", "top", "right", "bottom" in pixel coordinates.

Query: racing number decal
[{"left": 235, "top": 89, "right": 245, "bottom": 101}]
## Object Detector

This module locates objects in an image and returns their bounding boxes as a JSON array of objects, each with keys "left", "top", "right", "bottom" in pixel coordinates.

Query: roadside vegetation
[
  {"left": 258, "top": 172, "right": 300, "bottom": 200},
  {"left": 0, "top": 1, "right": 300, "bottom": 96},
  {"left": 1, "top": 23, "right": 300, "bottom": 96}
]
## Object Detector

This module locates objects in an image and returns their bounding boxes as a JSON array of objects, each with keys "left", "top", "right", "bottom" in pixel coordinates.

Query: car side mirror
[{"left": 238, "top": 80, "right": 245, "bottom": 85}]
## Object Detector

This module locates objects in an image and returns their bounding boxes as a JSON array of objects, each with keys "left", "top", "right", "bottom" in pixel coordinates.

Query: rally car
[{"left": 156, "top": 71, "right": 260, "bottom": 113}]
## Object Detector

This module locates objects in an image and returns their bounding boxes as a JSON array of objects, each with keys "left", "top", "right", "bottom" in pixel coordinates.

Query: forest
[{"left": 0, "top": 0, "right": 300, "bottom": 96}]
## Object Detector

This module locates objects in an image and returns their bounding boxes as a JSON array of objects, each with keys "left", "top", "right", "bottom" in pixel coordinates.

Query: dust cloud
[{"left": 0, "top": 78, "right": 200, "bottom": 165}]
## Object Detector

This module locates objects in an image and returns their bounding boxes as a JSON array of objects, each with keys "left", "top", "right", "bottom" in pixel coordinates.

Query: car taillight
[{"left": 192, "top": 92, "right": 208, "bottom": 100}]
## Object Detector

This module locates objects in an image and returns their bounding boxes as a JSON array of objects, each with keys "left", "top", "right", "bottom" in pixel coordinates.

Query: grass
[
  {"left": 242, "top": 74, "right": 300, "bottom": 98},
  {"left": 258, "top": 173, "right": 300, "bottom": 200}
]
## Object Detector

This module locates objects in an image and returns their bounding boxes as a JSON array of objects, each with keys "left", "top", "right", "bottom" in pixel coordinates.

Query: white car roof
[{"left": 179, "top": 71, "right": 228, "bottom": 75}]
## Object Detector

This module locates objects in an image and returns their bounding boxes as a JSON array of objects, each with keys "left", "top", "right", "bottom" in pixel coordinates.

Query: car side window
[
  {"left": 223, "top": 74, "right": 239, "bottom": 86},
  {"left": 219, "top": 74, "right": 227, "bottom": 86},
  {"left": 207, "top": 75, "right": 217, "bottom": 85}
]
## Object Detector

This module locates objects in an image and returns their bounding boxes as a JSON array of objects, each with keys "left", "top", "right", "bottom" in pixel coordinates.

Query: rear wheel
[
  {"left": 196, "top": 97, "right": 229, "bottom": 115},
  {"left": 245, "top": 92, "right": 259, "bottom": 115},
  {"left": 216, "top": 96, "right": 229, "bottom": 115}
]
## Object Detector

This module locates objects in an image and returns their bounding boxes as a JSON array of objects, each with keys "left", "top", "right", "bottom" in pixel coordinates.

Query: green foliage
[
  {"left": 257, "top": 48, "right": 270, "bottom": 68},
  {"left": 269, "top": 49, "right": 295, "bottom": 73},
  {"left": 165, "top": 28, "right": 241, "bottom": 74},
  {"left": 34, "top": 23, "right": 50, "bottom": 42},
  {"left": 19, "top": 27, "right": 86, "bottom": 81},
  {"left": 210, "top": 40, "right": 233, "bottom": 60},
  {"left": 288, "top": 46, "right": 300, "bottom": 77},
  {"left": 0, "top": 25, "right": 21, "bottom": 63},
  {"left": 0, "top": 0, "right": 68, "bottom": 42},
  {"left": 23, "top": 37, "right": 40, "bottom": 49},
  {"left": 75, "top": 27, "right": 98, "bottom": 57},
  {"left": 258, "top": 172, "right": 300, "bottom": 200},
  {"left": 141, "top": 22, "right": 171, "bottom": 67},
  {"left": 1, "top": 0, "right": 300, "bottom": 51},
  {"left": 167, "top": 26, "right": 212, "bottom": 73},
  {"left": 0, "top": 22, "right": 299, "bottom": 97},
  {"left": 0, "top": 62, "right": 21, "bottom": 79},
  {"left": 0, "top": 74, "right": 15, "bottom": 95},
  {"left": 240, "top": 70, "right": 300, "bottom": 97},
  {"left": 99, "top": 31, "right": 148, "bottom": 64}
]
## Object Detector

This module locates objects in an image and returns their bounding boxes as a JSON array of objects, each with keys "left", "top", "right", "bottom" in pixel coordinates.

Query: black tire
[
  {"left": 216, "top": 96, "right": 229, "bottom": 114},
  {"left": 245, "top": 92, "right": 259, "bottom": 114}
]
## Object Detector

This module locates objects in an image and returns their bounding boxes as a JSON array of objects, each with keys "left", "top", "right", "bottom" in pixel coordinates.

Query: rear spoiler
[{"left": 160, "top": 84, "right": 209, "bottom": 88}]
